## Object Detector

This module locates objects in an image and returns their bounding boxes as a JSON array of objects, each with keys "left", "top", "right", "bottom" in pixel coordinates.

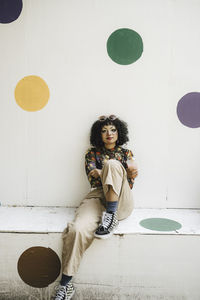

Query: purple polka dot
[
  {"left": 177, "top": 92, "right": 200, "bottom": 128},
  {"left": 0, "top": 0, "right": 23, "bottom": 24}
]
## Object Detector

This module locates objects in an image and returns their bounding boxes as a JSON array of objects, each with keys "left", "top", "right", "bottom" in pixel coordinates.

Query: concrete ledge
[
  {"left": 1, "top": 232, "right": 200, "bottom": 300},
  {"left": 1, "top": 207, "right": 200, "bottom": 300},
  {"left": 0, "top": 206, "right": 200, "bottom": 235}
]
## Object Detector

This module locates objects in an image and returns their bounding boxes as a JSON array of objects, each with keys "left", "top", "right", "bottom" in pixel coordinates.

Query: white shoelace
[
  {"left": 55, "top": 286, "right": 66, "bottom": 300},
  {"left": 102, "top": 212, "right": 113, "bottom": 228}
]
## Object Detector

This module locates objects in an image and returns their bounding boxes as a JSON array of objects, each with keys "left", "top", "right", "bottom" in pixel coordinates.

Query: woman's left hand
[
  {"left": 89, "top": 169, "right": 102, "bottom": 179},
  {"left": 126, "top": 160, "right": 138, "bottom": 180},
  {"left": 127, "top": 168, "right": 138, "bottom": 179}
]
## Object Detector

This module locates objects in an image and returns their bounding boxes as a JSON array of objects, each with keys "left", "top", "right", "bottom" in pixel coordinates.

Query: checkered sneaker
[
  {"left": 94, "top": 211, "right": 119, "bottom": 239},
  {"left": 53, "top": 283, "right": 75, "bottom": 300}
]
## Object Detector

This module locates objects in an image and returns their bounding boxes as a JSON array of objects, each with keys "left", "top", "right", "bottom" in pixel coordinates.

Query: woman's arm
[{"left": 85, "top": 149, "right": 102, "bottom": 186}]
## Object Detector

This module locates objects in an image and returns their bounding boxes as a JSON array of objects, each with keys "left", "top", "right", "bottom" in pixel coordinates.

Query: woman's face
[{"left": 101, "top": 124, "right": 118, "bottom": 149}]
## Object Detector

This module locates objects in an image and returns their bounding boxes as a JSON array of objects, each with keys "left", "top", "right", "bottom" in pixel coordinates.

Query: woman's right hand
[{"left": 89, "top": 169, "right": 102, "bottom": 179}]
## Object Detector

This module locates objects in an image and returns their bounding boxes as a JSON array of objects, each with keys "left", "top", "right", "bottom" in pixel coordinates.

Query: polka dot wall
[{"left": 0, "top": 0, "right": 200, "bottom": 292}]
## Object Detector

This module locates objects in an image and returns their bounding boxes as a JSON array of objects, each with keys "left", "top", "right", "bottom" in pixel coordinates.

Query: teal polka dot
[
  {"left": 107, "top": 28, "right": 143, "bottom": 65},
  {"left": 140, "top": 218, "right": 182, "bottom": 232}
]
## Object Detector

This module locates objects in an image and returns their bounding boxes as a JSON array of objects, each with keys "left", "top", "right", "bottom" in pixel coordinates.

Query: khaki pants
[{"left": 62, "top": 159, "right": 134, "bottom": 276}]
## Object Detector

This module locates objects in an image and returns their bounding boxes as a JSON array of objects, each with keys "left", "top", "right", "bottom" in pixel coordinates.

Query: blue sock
[
  {"left": 106, "top": 201, "right": 118, "bottom": 214},
  {"left": 60, "top": 274, "right": 72, "bottom": 286}
]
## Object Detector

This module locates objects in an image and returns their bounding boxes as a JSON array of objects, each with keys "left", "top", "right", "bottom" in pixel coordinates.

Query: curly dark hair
[{"left": 90, "top": 116, "right": 129, "bottom": 148}]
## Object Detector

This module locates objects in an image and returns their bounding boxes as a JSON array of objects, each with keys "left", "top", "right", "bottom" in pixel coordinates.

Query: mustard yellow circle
[{"left": 15, "top": 75, "right": 50, "bottom": 111}]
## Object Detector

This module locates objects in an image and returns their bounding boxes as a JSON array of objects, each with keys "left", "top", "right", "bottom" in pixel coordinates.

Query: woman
[{"left": 53, "top": 115, "right": 138, "bottom": 300}]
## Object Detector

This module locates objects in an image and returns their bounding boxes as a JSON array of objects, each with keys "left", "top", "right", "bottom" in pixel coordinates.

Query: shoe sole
[
  {"left": 94, "top": 232, "right": 113, "bottom": 239},
  {"left": 94, "top": 225, "right": 118, "bottom": 239}
]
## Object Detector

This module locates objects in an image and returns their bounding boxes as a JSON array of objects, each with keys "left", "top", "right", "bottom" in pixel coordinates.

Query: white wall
[{"left": 0, "top": 0, "right": 200, "bottom": 208}]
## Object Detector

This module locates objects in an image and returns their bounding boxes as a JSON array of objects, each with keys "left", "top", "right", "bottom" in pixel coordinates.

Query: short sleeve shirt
[{"left": 85, "top": 146, "right": 135, "bottom": 189}]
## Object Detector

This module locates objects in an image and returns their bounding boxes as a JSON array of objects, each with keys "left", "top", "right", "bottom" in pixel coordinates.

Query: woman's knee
[
  {"left": 103, "top": 159, "right": 124, "bottom": 175},
  {"left": 103, "top": 159, "right": 121, "bottom": 169}
]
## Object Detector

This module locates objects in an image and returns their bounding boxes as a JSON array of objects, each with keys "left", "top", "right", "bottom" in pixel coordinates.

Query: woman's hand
[
  {"left": 127, "top": 168, "right": 138, "bottom": 179},
  {"left": 89, "top": 169, "right": 102, "bottom": 179},
  {"left": 126, "top": 160, "right": 138, "bottom": 181}
]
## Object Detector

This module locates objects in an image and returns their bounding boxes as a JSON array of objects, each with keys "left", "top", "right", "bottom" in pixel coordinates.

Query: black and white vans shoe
[
  {"left": 94, "top": 211, "right": 119, "bottom": 239},
  {"left": 53, "top": 283, "right": 75, "bottom": 300}
]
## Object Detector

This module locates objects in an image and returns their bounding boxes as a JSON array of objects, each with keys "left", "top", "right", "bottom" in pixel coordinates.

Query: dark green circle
[
  {"left": 107, "top": 28, "right": 143, "bottom": 65},
  {"left": 139, "top": 218, "right": 182, "bottom": 232}
]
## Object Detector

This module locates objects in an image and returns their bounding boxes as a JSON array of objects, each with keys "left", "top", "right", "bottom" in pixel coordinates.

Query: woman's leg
[
  {"left": 52, "top": 192, "right": 105, "bottom": 299},
  {"left": 94, "top": 159, "right": 134, "bottom": 239},
  {"left": 61, "top": 195, "right": 105, "bottom": 276},
  {"left": 101, "top": 159, "right": 134, "bottom": 220},
  {"left": 105, "top": 185, "right": 118, "bottom": 202}
]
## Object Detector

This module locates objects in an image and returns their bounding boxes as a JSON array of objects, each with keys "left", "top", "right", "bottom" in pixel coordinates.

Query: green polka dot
[
  {"left": 140, "top": 218, "right": 182, "bottom": 232},
  {"left": 107, "top": 28, "right": 143, "bottom": 65}
]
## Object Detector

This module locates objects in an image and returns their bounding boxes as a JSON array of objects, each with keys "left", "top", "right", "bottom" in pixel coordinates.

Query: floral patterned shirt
[{"left": 85, "top": 146, "right": 135, "bottom": 189}]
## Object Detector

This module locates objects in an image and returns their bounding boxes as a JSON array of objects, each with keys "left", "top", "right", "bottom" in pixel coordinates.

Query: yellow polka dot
[{"left": 15, "top": 75, "right": 50, "bottom": 111}]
